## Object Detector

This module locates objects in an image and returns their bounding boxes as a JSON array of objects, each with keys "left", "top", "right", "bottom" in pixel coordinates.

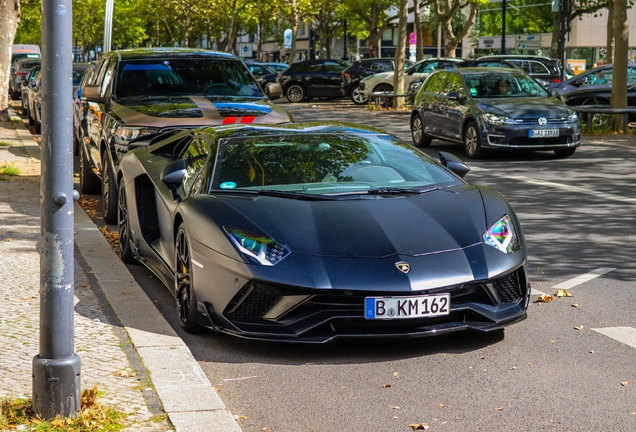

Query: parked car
[
  {"left": 405, "top": 59, "right": 523, "bottom": 104},
  {"left": 278, "top": 59, "right": 350, "bottom": 102},
  {"left": 358, "top": 58, "right": 465, "bottom": 107},
  {"left": 10, "top": 44, "right": 40, "bottom": 65},
  {"left": 73, "top": 63, "right": 97, "bottom": 155},
  {"left": 25, "top": 71, "right": 42, "bottom": 133},
  {"left": 72, "top": 63, "right": 91, "bottom": 93},
  {"left": 341, "top": 58, "right": 414, "bottom": 105},
  {"left": 546, "top": 64, "right": 636, "bottom": 96},
  {"left": 245, "top": 62, "right": 280, "bottom": 99},
  {"left": 561, "top": 80, "right": 636, "bottom": 127},
  {"left": 80, "top": 48, "right": 288, "bottom": 224},
  {"left": 475, "top": 55, "right": 572, "bottom": 84},
  {"left": 258, "top": 62, "right": 288, "bottom": 72},
  {"left": 117, "top": 122, "right": 530, "bottom": 340},
  {"left": 20, "top": 65, "right": 40, "bottom": 116},
  {"left": 410, "top": 68, "right": 581, "bottom": 158},
  {"left": 9, "top": 58, "right": 41, "bottom": 100}
]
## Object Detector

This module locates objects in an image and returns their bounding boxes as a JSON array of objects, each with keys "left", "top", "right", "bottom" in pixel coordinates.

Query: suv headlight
[
  {"left": 567, "top": 112, "right": 578, "bottom": 122},
  {"left": 483, "top": 214, "right": 520, "bottom": 254},
  {"left": 224, "top": 227, "right": 291, "bottom": 266},
  {"left": 113, "top": 126, "right": 159, "bottom": 145},
  {"left": 483, "top": 113, "right": 516, "bottom": 125}
]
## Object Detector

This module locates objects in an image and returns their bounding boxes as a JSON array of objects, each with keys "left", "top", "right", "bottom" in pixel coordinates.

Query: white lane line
[
  {"left": 592, "top": 327, "right": 636, "bottom": 349},
  {"left": 530, "top": 267, "right": 615, "bottom": 296},
  {"left": 510, "top": 176, "right": 636, "bottom": 204},
  {"left": 552, "top": 267, "right": 615, "bottom": 290}
]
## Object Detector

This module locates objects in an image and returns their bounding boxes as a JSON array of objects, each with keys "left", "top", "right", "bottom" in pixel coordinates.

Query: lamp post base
[{"left": 32, "top": 354, "right": 81, "bottom": 418}]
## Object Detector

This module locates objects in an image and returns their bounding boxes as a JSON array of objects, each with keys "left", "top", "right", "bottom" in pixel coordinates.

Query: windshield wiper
[
  {"left": 209, "top": 189, "right": 336, "bottom": 200},
  {"left": 366, "top": 186, "right": 441, "bottom": 195}
]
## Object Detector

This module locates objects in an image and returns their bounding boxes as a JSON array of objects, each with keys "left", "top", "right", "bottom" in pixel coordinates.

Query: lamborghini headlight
[
  {"left": 483, "top": 214, "right": 520, "bottom": 254},
  {"left": 113, "top": 126, "right": 159, "bottom": 145},
  {"left": 483, "top": 113, "right": 516, "bottom": 125},
  {"left": 224, "top": 227, "right": 291, "bottom": 266}
]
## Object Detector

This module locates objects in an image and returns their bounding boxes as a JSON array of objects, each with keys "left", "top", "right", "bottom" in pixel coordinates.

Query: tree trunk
[
  {"left": 550, "top": 12, "right": 562, "bottom": 59},
  {"left": 605, "top": 0, "right": 614, "bottom": 64},
  {"left": 394, "top": 0, "right": 408, "bottom": 108},
  {"left": 443, "top": 3, "right": 477, "bottom": 58},
  {"left": 414, "top": 0, "right": 424, "bottom": 61},
  {"left": 610, "top": 0, "right": 628, "bottom": 131},
  {"left": 0, "top": 0, "right": 21, "bottom": 121},
  {"left": 257, "top": 21, "right": 264, "bottom": 61}
]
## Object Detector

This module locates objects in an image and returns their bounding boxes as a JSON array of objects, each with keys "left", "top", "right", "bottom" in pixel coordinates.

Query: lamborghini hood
[
  {"left": 217, "top": 187, "right": 487, "bottom": 258},
  {"left": 111, "top": 95, "right": 291, "bottom": 126}
]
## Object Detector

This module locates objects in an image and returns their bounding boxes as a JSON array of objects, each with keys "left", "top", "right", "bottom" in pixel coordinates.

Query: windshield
[
  {"left": 211, "top": 133, "right": 462, "bottom": 195},
  {"left": 466, "top": 72, "right": 548, "bottom": 98},
  {"left": 115, "top": 58, "right": 264, "bottom": 98}
]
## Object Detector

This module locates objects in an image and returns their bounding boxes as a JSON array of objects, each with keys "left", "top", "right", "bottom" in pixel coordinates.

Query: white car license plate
[
  {"left": 365, "top": 294, "right": 450, "bottom": 320},
  {"left": 528, "top": 129, "right": 559, "bottom": 138}
]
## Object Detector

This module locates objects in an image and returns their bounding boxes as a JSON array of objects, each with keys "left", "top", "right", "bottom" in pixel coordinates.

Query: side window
[
  {"left": 324, "top": 61, "right": 346, "bottom": 73},
  {"left": 445, "top": 74, "right": 465, "bottom": 96},
  {"left": 529, "top": 61, "right": 549, "bottom": 74},
  {"left": 423, "top": 73, "right": 446, "bottom": 94},
  {"left": 94, "top": 58, "right": 110, "bottom": 87},
  {"left": 100, "top": 64, "right": 114, "bottom": 97},
  {"left": 419, "top": 61, "right": 439, "bottom": 73},
  {"left": 181, "top": 137, "right": 210, "bottom": 195},
  {"left": 627, "top": 68, "right": 636, "bottom": 83},
  {"left": 307, "top": 62, "right": 324, "bottom": 72}
]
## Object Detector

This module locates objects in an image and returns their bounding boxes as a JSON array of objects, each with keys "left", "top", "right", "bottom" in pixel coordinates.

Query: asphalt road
[{"left": 80, "top": 100, "right": 636, "bottom": 431}]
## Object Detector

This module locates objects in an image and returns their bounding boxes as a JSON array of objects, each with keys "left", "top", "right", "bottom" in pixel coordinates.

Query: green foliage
[
  {"left": 14, "top": 0, "right": 41, "bottom": 44},
  {"left": 476, "top": 0, "right": 554, "bottom": 36}
]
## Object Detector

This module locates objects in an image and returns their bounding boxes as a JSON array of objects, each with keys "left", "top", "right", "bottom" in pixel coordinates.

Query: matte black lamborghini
[{"left": 117, "top": 122, "right": 530, "bottom": 342}]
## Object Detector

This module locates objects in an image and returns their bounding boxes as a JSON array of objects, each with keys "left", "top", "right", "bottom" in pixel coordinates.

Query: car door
[
  {"left": 438, "top": 72, "right": 469, "bottom": 141},
  {"left": 302, "top": 62, "right": 327, "bottom": 97},
  {"left": 406, "top": 60, "right": 439, "bottom": 87},
  {"left": 321, "top": 61, "right": 348, "bottom": 97},
  {"left": 85, "top": 57, "right": 113, "bottom": 173},
  {"left": 420, "top": 72, "right": 448, "bottom": 137}
]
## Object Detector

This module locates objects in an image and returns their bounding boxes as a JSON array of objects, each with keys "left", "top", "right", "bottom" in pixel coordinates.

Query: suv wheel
[
  {"left": 411, "top": 114, "right": 432, "bottom": 148},
  {"left": 102, "top": 157, "right": 118, "bottom": 224},
  {"left": 351, "top": 85, "right": 368, "bottom": 105},
  {"left": 286, "top": 84, "right": 306, "bottom": 103},
  {"left": 79, "top": 147, "right": 101, "bottom": 194},
  {"left": 464, "top": 121, "right": 483, "bottom": 159}
]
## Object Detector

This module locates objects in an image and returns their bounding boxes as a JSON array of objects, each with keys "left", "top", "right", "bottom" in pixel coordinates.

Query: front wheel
[
  {"left": 175, "top": 223, "right": 202, "bottom": 333},
  {"left": 102, "top": 158, "right": 118, "bottom": 224},
  {"left": 464, "top": 121, "right": 483, "bottom": 159},
  {"left": 411, "top": 114, "right": 432, "bottom": 148},
  {"left": 554, "top": 148, "right": 576, "bottom": 158},
  {"left": 351, "top": 85, "right": 368, "bottom": 105},
  {"left": 79, "top": 147, "right": 100, "bottom": 194},
  {"left": 117, "top": 181, "right": 136, "bottom": 263},
  {"left": 285, "top": 84, "right": 306, "bottom": 103}
]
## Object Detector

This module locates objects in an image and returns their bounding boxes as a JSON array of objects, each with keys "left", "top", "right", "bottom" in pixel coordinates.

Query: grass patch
[
  {"left": 0, "top": 387, "right": 127, "bottom": 431},
  {"left": 0, "top": 141, "right": 9, "bottom": 146},
  {"left": 0, "top": 163, "right": 20, "bottom": 176}
]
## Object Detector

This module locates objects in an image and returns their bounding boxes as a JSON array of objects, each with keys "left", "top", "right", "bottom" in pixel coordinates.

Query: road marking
[
  {"left": 530, "top": 267, "right": 615, "bottom": 295},
  {"left": 510, "top": 176, "right": 636, "bottom": 204},
  {"left": 592, "top": 327, "right": 636, "bottom": 349}
]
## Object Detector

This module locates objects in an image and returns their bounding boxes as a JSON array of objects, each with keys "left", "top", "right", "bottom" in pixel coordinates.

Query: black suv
[
  {"left": 80, "top": 48, "right": 289, "bottom": 223},
  {"left": 341, "top": 58, "right": 413, "bottom": 104},
  {"left": 475, "top": 55, "right": 572, "bottom": 84},
  {"left": 278, "top": 59, "right": 349, "bottom": 102}
]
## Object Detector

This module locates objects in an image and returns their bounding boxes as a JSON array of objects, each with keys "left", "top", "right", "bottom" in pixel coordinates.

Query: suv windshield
[
  {"left": 466, "top": 72, "right": 548, "bottom": 98},
  {"left": 211, "top": 133, "right": 461, "bottom": 194},
  {"left": 115, "top": 58, "right": 264, "bottom": 98}
]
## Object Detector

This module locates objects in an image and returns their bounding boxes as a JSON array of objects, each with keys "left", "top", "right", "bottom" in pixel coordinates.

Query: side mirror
[
  {"left": 439, "top": 151, "right": 470, "bottom": 178},
  {"left": 447, "top": 91, "right": 465, "bottom": 104},
  {"left": 160, "top": 159, "right": 187, "bottom": 186},
  {"left": 266, "top": 82, "right": 283, "bottom": 100},
  {"left": 574, "top": 77, "right": 586, "bottom": 86},
  {"left": 83, "top": 85, "right": 106, "bottom": 103}
]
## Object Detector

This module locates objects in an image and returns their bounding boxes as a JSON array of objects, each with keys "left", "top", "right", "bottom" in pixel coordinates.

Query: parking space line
[
  {"left": 592, "top": 327, "right": 636, "bottom": 349},
  {"left": 510, "top": 176, "right": 636, "bottom": 204},
  {"left": 552, "top": 267, "right": 615, "bottom": 290}
]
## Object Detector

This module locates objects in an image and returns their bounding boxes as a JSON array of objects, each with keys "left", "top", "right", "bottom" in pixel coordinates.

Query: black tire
[
  {"left": 79, "top": 147, "right": 100, "bottom": 194},
  {"left": 554, "top": 148, "right": 576, "bottom": 158},
  {"left": 285, "top": 83, "right": 306, "bottom": 103},
  {"left": 351, "top": 85, "right": 368, "bottom": 105},
  {"left": 34, "top": 117, "right": 41, "bottom": 134},
  {"left": 117, "top": 180, "right": 136, "bottom": 263},
  {"left": 11, "top": 90, "right": 20, "bottom": 100},
  {"left": 102, "top": 156, "right": 118, "bottom": 224},
  {"left": 374, "top": 84, "right": 394, "bottom": 108},
  {"left": 27, "top": 108, "right": 34, "bottom": 126},
  {"left": 175, "top": 223, "right": 202, "bottom": 333},
  {"left": 411, "top": 113, "right": 432, "bottom": 148},
  {"left": 463, "top": 121, "right": 483, "bottom": 159}
]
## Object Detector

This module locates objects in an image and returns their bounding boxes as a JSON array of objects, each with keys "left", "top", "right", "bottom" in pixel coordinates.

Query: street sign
[
  {"left": 516, "top": 34, "right": 542, "bottom": 42},
  {"left": 283, "top": 29, "right": 292, "bottom": 49},
  {"left": 516, "top": 42, "right": 542, "bottom": 49},
  {"left": 409, "top": 32, "right": 416, "bottom": 45}
]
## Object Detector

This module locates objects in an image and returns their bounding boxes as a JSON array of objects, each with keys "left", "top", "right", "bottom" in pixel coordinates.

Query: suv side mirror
[
  {"left": 447, "top": 91, "right": 466, "bottom": 104},
  {"left": 83, "top": 85, "right": 106, "bottom": 103}
]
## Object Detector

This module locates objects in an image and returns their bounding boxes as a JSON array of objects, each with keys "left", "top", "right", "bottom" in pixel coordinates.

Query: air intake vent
[
  {"left": 225, "top": 283, "right": 281, "bottom": 320},
  {"left": 494, "top": 271, "right": 523, "bottom": 302}
]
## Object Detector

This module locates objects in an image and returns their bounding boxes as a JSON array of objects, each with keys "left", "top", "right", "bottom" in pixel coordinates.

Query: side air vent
[
  {"left": 494, "top": 270, "right": 523, "bottom": 303},
  {"left": 135, "top": 175, "right": 160, "bottom": 243},
  {"left": 225, "top": 283, "right": 281, "bottom": 320}
]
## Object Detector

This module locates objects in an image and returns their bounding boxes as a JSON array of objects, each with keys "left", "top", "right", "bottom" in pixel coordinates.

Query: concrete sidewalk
[{"left": 0, "top": 108, "right": 241, "bottom": 432}]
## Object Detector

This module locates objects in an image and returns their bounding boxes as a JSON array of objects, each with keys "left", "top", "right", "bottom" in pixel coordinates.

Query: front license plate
[
  {"left": 365, "top": 294, "right": 450, "bottom": 320},
  {"left": 528, "top": 129, "right": 559, "bottom": 138}
]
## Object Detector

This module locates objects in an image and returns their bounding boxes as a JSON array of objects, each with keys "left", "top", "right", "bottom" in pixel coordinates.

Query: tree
[
  {"left": 550, "top": 0, "right": 611, "bottom": 61},
  {"left": 346, "top": 0, "right": 399, "bottom": 58},
  {"left": 394, "top": 0, "right": 407, "bottom": 108},
  {"left": 610, "top": 0, "right": 628, "bottom": 130},
  {"left": 0, "top": 0, "right": 20, "bottom": 121},
  {"left": 431, "top": 0, "right": 488, "bottom": 58}
]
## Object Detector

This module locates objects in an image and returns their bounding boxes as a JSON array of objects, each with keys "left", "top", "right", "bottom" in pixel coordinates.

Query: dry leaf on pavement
[
  {"left": 382, "top": 384, "right": 392, "bottom": 388},
  {"left": 574, "top": 325, "right": 584, "bottom": 330},
  {"left": 21, "top": 296, "right": 35, "bottom": 301},
  {"left": 536, "top": 294, "right": 553, "bottom": 303},
  {"left": 571, "top": 303, "right": 579, "bottom": 308},
  {"left": 408, "top": 424, "right": 429, "bottom": 430},
  {"left": 554, "top": 289, "right": 573, "bottom": 298},
  {"left": 234, "top": 415, "right": 247, "bottom": 420},
  {"left": 390, "top": 406, "right": 400, "bottom": 409},
  {"left": 495, "top": 407, "right": 504, "bottom": 411},
  {"left": 621, "top": 382, "right": 629, "bottom": 386},
  {"left": 439, "top": 403, "right": 445, "bottom": 408}
]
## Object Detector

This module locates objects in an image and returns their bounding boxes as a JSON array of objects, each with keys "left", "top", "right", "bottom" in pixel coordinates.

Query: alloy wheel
[
  {"left": 351, "top": 86, "right": 367, "bottom": 104},
  {"left": 175, "top": 225, "right": 201, "bottom": 332},
  {"left": 286, "top": 84, "right": 305, "bottom": 103},
  {"left": 117, "top": 181, "right": 135, "bottom": 263}
]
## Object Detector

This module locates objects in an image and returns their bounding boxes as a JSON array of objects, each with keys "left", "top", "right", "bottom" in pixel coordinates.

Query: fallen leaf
[
  {"left": 3, "top": 238, "right": 13, "bottom": 242},
  {"left": 495, "top": 407, "right": 504, "bottom": 411},
  {"left": 261, "top": 428, "right": 272, "bottom": 432},
  {"left": 234, "top": 415, "right": 247, "bottom": 420},
  {"left": 571, "top": 303, "right": 579, "bottom": 308},
  {"left": 621, "top": 382, "right": 629, "bottom": 386},
  {"left": 439, "top": 403, "right": 445, "bottom": 408},
  {"left": 390, "top": 406, "right": 400, "bottom": 410},
  {"left": 554, "top": 289, "right": 573, "bottom": 298},
  {"left": 122, "top": 291, "right": 131, "bottom": 295},
  {"left": 509, "top": 366, "right": 517, "bottom": 370},
  {"left": 528, "top": 363, "right": 532, "bottom": 366},
  {"left": 393, "top": 416, "right": 399, "bottom": 419},
  {"left": 114, "top": 371, "right": 135, "bottom": 378},
  {"left": 382, "top": 384, "right": 392, "bottom": 388},
  {"left": 468, "top": 366, "right": 473, "bottom": 369},
  {"left": 574, "top": 325, "right": 584, "bottom": 330},
  {"left": 631, "top": 412, "right": 636, "bottom": 415},
  {"left": 393, "top": 372, "right": 400, "bottom": 379},
  {"left": 536, "top": 294, "right": 553, "bottom": 303},
  {"left": 79, "top": 283, "right": 90, "bottom": 288},
  {"left": 21, "top": 296, "right": 35, "bottom": 301},
  {"left": 551, "top": 340, "right": 556, "bottom": 343},
  {"left": 589, "top": 350, "right": 594, "bottom": 354},
  {"left": 480, "top": 356, "right": 485, "bottom": 360},
  {"left": 408, "top": 424, "right": 429, "bottom": 430}
]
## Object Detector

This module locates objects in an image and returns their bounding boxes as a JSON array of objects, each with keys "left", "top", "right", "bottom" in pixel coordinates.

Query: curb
[{"left": 7, "top": 107, "right": 40, "bottom": 160}]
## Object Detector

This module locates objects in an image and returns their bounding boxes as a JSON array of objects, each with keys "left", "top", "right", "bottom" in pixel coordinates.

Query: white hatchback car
[{"left": 358, "top": 57, "right": 465, "bottom": 105}]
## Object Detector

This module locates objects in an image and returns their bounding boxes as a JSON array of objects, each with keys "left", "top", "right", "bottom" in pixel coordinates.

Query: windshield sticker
[
  {"left": 470, "top": 88, "right": 478, "bottom": 97},
  {"left": 220, "top": 182, "right": 237, "bottom": 189}
]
